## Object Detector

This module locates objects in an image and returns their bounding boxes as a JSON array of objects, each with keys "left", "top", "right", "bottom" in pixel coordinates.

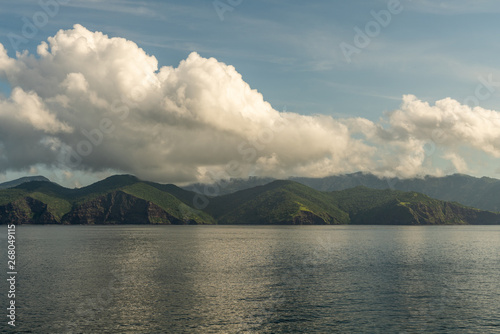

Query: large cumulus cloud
[{"left": 0, "top": 24, "right": 498, "bottom": 183}]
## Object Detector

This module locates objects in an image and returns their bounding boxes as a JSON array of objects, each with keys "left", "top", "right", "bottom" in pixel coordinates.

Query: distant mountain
[
  {"left": 292, "top": 173, "right": 500, "bottom": 212},
  {"left": 205, "top": 180, "right": 500, "bottom": 225},
  {"left": 183, "top": 176, "right": 276, "bottom": 196},
  {"left": 0, "top": 176, "right": 51, "bottom": 190},
  {"left": 185, "top": 173, "right": 500, "bottom": 212},
  {"left": 2, "top": 174, "right": 500, "bottom": 225}
]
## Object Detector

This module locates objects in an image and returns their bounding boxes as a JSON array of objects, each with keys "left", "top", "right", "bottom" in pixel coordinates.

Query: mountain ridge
[
  {"left": 0, "top": 176, "right": 51, "bottom": 190},
  {"left": 0, "top": 176, "right": 213, "bottom": 225},
  {"left": 184, "top": 172, "right": 500, "bottom": 212},
  {"left": 1, "top": 174, "right": 500, "bottom": 225}
]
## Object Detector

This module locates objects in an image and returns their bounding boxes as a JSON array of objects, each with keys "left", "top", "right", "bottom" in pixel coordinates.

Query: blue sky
[
  {"left": 1, "top": 0, "right": 500, "bottom": 186},
  {"left": 2, "top": 0, "right": 500, "bottom": 118}
]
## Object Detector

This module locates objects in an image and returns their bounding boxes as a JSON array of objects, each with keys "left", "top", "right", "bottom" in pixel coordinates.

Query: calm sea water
[{"left": 1, "top": 225, "right": 500, "bottom": 333}]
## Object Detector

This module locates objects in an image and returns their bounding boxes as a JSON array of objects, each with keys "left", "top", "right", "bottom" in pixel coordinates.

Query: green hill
[
  {"left": 206, "top": 180, "right": 349, "bottom": 224},
  {"left": 205, "top": 181, "right": 500, "bottom": 225},
  {"left": 1, "top": 176, "right": 213, "bottom": 225},
  {"left": 292, "top": 173, "right": 500, "bottom": 212},
  {"left": 187, "top": 173, "right": 500, "bottom": 212},
  {"left": 330, "top": 186, "right": 500, "bottom": 225},
  {"left": 0, "top": 182, "right": 72, "bottom": 223},
  {"left": 1, "top": 175, "right": 500, "bottom": 225},
  {"left": 145, "top": 182, "right": 202, "bottom": 208}
]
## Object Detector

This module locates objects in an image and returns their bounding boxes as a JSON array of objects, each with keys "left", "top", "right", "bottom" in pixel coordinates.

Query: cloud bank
[{"left": 0, "top": 24, "right": 499, "bottom": 183}]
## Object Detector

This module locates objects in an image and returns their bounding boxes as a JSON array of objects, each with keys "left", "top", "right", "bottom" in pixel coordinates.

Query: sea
[{"left": 1, "top": 225, "right": 500, "bottom": 333}]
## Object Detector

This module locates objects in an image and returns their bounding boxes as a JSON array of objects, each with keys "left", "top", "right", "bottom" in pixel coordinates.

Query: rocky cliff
[
  {"left": 0, "top": 197, "right": 58, "bottom": 224},
  {"left": 61, "top": 191, "right": 186, "bottom": 224}
]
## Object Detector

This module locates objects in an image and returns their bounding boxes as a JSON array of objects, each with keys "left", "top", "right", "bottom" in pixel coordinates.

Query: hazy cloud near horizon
[{"left": 0, "top": 25, "right": 499, "bottom": 183}]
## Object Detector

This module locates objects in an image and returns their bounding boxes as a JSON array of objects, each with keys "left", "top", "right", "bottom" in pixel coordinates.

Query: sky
[{"left": 0, "top": 0, "right": 500, "bottom": 187}]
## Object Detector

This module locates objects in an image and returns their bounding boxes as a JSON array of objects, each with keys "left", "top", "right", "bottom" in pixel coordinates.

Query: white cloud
[
  {"left": 386, "top": 95, "right": 500, "bottom": 157},
  {"left": 62, "top": 73, "right": 89, "bottom": 93},
  {"left": 443, "top": 152, "right": 468, "bottom": 174},
  {"left": 0, "top": 24, "right": 499, "bottom": 183},
  {"left": 5, "top": 88, "right": 73, "bottom": 134}
]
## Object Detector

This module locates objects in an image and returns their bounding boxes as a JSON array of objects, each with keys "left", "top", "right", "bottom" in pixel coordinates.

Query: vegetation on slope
[
  {"left": 0, "top": 176, "right": 213, "bottom": 225},
  {"left": 207, "top": 180, "right": 349, "bottom": 224},
  {"left": 120, "top": 183, "right": 214, "bottom": 224},
  {"left": 329, "top": 186, "right": 500, "bottom": 225},
  {"left": 1, "top": 175, "right": 500, "bottom": 225},
  {"left": 293, "top": 173, "right": 500, "bottom": 212}
]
